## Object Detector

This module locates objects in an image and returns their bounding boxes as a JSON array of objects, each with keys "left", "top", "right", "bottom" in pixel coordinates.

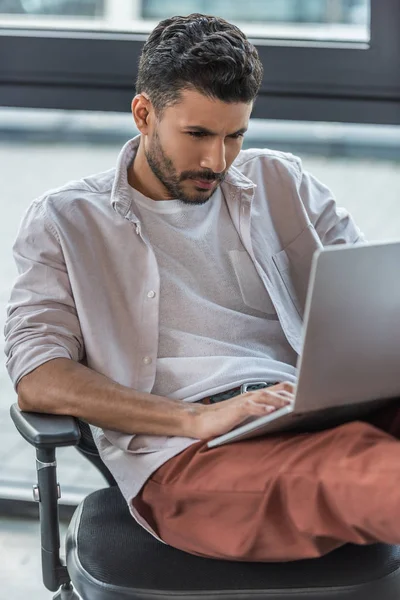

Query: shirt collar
[
  {"left": 223, "top": 162, "right": 256, "bottom": 191},
  {"left": 111, "top": 135, "right": 256, "bottom": 220},
  {"left": 111, "top": 136, "right": 141, "bottom": 221}
]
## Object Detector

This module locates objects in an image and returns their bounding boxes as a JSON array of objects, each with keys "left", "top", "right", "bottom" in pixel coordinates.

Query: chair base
[{"left": 53, "top": 582, "right": 81, "bottom": 600}]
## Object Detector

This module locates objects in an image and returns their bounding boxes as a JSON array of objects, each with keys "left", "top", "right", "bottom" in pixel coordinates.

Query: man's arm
[
  {"left": 5, "top": 201, "right": 188, "bottom": 437},
  {"left": 17, "top": 357, "right": 292, "bottom": 441},
  {"left": 17, "top": 357, "right": 199, "bottom": 437},
  {"left": 298, "top": 169, "right": 366, "bottom": 246}
]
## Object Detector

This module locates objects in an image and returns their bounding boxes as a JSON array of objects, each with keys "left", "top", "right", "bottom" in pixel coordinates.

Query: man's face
[{"left": 143, "top": 89, "right": 252, "bottom": 205}]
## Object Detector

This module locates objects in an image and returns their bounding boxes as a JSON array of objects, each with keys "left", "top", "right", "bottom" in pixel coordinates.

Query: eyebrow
[{"left": 183, "top": 125, "right": 248, "bottom": 136}]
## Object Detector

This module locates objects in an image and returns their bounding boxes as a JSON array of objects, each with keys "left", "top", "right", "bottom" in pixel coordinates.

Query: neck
[{"left": 128, "top": 137, "right": 172, "bottom": 201}]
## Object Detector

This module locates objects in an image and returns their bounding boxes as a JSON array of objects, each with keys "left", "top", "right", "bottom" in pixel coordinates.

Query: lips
[{"left": 191, "top": 179, "right": 215, "bottom": 190}]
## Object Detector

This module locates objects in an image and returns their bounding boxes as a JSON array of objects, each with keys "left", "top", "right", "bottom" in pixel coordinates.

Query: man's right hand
[{"left": 188, "top": 382, "right": 295, "bottom": 440}]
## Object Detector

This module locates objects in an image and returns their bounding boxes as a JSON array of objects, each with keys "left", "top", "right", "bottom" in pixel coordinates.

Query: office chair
[{"left": 10, "top": 403, "right": 400, "bottom": 600}]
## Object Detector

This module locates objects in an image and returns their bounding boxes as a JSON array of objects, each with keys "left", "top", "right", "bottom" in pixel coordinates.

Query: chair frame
[{"left": 10, "top": 403, "right": 95, "bottom": 598}]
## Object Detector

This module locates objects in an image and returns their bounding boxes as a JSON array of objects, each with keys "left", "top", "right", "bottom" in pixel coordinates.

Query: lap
[
  {"left": 133, "top": 412, "right": 400, "bottom": 560},
  {"left": 150, "top": 413, "right": 397, "bottom": 492}
]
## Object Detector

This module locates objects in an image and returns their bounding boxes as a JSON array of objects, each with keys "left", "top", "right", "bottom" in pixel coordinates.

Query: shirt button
[
  {"left": 142, "top": 356, "right": 152, "bottom": 365},
  {"left": 147, "top": 290, "right": 156, "bottom": 299}
]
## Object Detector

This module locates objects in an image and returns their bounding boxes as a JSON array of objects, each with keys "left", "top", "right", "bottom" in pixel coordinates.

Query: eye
[
  {"left": 229, "top": 132, "right": 245, "bottom": 140},
  {"left": 187, "top": 131, "right": 208, "bottom": 138}
]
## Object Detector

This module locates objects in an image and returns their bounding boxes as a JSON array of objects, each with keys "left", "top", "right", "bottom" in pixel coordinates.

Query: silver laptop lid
[{"left": 294, "top": 240, "right": 400, "bottom": 412}]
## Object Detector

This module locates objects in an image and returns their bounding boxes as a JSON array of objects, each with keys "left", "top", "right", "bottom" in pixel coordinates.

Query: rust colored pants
[{"left": 133, "top": 403, "right": 400, "bottom": 562}]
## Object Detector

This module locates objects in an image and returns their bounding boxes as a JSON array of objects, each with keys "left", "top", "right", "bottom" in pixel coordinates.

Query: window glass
[
  {"left": 0, "top": 0, "right": 104, "bottom": 17},
  {"left": 0, "top": 0, "right": 370, "bottom": 42},
  {"left": 143, "top": 0, "right": 369, "bottom": 26}
]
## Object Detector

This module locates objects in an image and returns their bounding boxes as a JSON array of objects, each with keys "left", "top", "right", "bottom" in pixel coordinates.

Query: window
[
  {"left": 1, "top": 0, "right": 399, "bottom": 124},
  {"left": 1, "top": 113, "right": 399, "bottom": 496},
  {"left": 1, "top": 1, "right": 400, "bottom": 508}
]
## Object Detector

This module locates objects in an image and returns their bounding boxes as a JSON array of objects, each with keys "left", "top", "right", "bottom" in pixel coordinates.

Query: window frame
[{"left": 0, "top": 0, "right": 399, "bottom": 124}]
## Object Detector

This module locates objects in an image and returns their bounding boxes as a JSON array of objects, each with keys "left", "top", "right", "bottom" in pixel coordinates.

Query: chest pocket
[
  {"left": 229, "top": 249, "right": 277, "bottom": 316},
  {"left": 272, "top": 224, "right": 321, "bottom": 316}
]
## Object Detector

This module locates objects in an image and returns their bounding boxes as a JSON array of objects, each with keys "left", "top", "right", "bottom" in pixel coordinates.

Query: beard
[{"left": 144, "top": 130, "right": 226, "bottom": 205}]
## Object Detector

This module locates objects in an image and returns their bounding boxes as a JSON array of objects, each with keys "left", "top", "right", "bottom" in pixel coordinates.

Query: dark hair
[{"left": 136, "top": 13, "right": 263, "bottom": 114}]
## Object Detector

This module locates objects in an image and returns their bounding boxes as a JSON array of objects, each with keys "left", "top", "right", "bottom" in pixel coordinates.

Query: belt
[{"left": 198, "top": 381, "right": 279, "bottom": 405}]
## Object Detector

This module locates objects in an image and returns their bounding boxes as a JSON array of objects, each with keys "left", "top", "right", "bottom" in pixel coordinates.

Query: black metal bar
[{"left": 36, "top": 447, "right": 70, "bottom": 592}]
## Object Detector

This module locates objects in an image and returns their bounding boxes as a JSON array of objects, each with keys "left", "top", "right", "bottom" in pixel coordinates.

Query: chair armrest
[
  {"left": 10, "top": 403, "right": 80, "bottom": 449},
  {"left": 9, "top": 402, "right": 80, "bottom": 592}
]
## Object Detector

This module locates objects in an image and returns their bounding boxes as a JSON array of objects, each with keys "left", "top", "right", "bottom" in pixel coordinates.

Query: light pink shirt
[{"left": 4, "top": 136, "right": 364, "bottom": 539}]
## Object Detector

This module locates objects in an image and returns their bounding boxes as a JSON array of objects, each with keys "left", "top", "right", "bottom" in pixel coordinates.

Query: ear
[{"left": 131, "top": 93, "right": 152, "bottom": 134}]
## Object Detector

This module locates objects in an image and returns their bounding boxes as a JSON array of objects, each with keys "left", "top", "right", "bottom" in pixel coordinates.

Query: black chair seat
[{"left": 65, "top": 486, "right": 400, "bottom": 600}]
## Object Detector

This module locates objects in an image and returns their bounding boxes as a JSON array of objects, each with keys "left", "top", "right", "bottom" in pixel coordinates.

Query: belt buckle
[{"left": 240, "top": 381, "right": 268, "bottom": 394}]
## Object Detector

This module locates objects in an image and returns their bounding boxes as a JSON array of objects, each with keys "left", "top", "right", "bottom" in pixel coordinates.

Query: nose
[{"left": 200, "top": 139, "right": 226, "bottom": 174}]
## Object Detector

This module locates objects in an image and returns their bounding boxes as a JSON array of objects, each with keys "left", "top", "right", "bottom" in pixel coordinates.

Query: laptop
[{"left": 207, "top": 240, "right": 400, "bottom": 449}]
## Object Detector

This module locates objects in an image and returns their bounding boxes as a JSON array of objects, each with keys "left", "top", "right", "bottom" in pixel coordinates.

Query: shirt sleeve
[
  {"left": 298, "top": 168, "right": 366, "bottom": 246},
  {"left": 4, "top": 199, "right": 84, "bottom": 390}
]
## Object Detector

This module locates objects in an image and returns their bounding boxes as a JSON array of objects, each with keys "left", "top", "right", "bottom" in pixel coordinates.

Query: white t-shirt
[{"left": 132, "top": 186, "right": 297, "bottom": 402}]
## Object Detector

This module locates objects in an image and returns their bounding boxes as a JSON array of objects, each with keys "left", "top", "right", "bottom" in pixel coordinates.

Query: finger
[
  {"left": 271, "top": 381, "right": 296, "bottom": 394},
  {"left": 244, "top": 397, "right": 280, "bottom": 414},
  {"left": 247, "top": 388, "right": 294, "bottom": 408},
  {"left": 267, "top": 390, "right": 294, "bottom": 402}
]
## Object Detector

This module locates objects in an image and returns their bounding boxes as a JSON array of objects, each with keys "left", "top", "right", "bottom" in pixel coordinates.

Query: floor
[{"left": 0, "top": 515, "right": 70, "bottom": 599}]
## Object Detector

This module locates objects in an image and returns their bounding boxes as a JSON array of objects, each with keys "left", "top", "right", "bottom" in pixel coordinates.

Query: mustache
[{"left": 180, "top": 170, "right": 225, "bottom": 182}]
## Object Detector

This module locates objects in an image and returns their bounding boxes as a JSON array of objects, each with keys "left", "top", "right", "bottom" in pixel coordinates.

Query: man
[{"left": 4, "top": 14, "right": 400, "bottom": 562}]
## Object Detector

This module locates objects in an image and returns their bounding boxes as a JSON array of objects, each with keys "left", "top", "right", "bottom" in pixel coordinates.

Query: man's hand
[{"left": 189, "top": 382, "right": 295, "bottom": 440}]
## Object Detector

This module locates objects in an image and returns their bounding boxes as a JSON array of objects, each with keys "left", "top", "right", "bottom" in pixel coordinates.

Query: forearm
[{"left": 17, "top": 358, "right": 199, "bottom": 437}]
